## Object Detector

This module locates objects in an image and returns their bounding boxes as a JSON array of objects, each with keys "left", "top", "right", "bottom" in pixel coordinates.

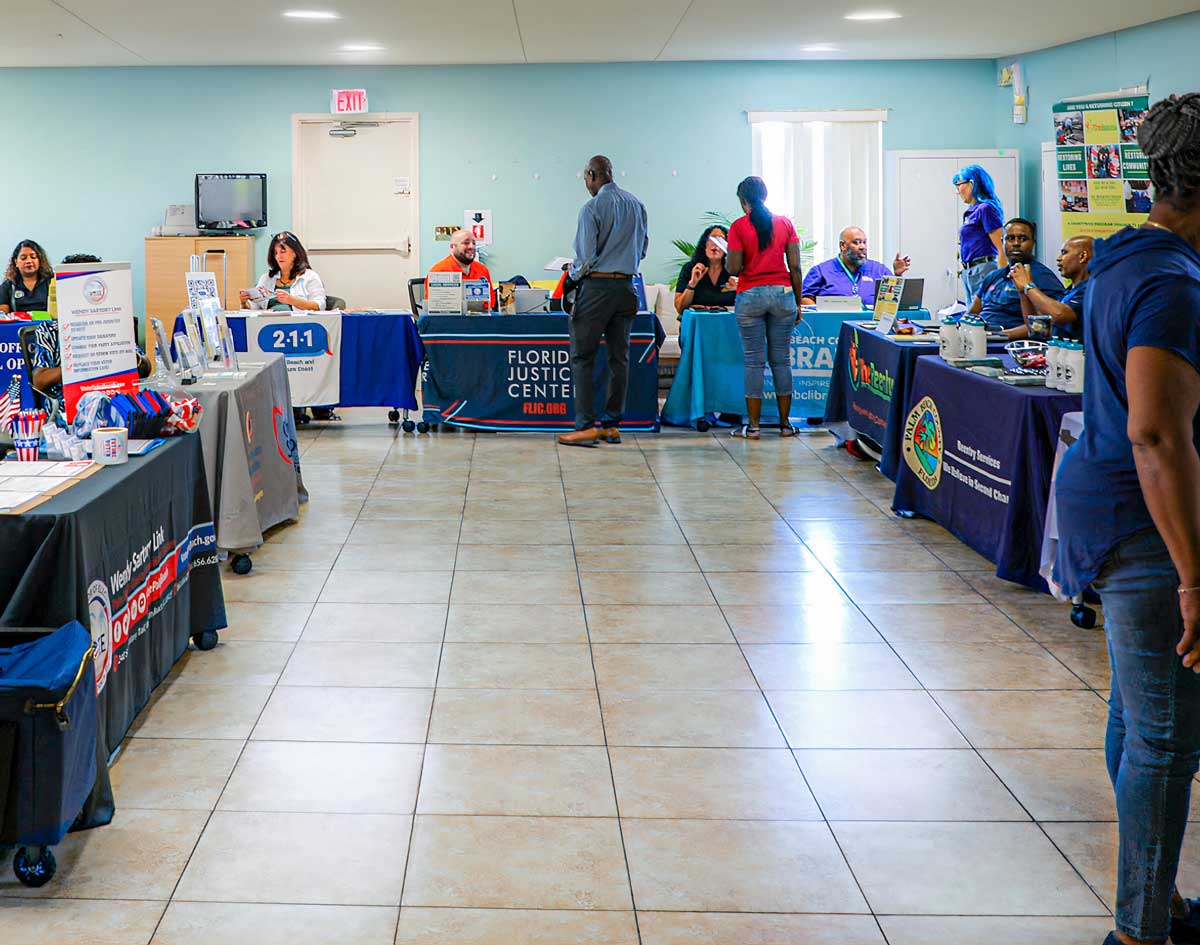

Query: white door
[
  {"left": 886, "top": 149, "right": 1019, "bottom": 314},
  {"left": 292, "top": 113, "right": 419, "bottom": 310},
  {"left": 1040, "top": 141, "right": 1064, "bottom": 268}
]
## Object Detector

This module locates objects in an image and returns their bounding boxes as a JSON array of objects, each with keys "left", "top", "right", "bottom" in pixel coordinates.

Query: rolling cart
[
  {"left": 389, "top": 345, "right": 435, "bottom": 434},
  {"left": 1, "top": 622, "right": 98, "bottom": 887}
]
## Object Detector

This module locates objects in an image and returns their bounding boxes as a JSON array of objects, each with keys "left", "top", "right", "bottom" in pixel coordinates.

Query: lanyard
[{"left": 835, "top": 256, "right": 862, "bottom": 295}]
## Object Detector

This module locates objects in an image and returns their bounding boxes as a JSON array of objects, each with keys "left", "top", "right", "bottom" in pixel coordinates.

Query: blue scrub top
[{"left": 801, "top": 257, "right": 894, "bottom": 307}]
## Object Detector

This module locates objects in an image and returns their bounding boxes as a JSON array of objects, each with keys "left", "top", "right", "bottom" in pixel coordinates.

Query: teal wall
[
  {"left": 998, "top": 10, "right": 1200, "bottom": 228},
  {"left": 1, "top": 59, "right": 998, "bottom": 310}
]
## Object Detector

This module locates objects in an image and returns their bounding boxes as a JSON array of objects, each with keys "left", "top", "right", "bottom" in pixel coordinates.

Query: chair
[
  {"left": 407, "top": 277, "right": 425, "bottom": 317},
  {"left": 16, "top": 325, "right": 48, "bottom": 411},
  {"left": 325, "top": 295, "right": 347, "bottom": 311}
]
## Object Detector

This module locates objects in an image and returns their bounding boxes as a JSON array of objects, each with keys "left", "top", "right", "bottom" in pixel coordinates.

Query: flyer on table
[{"left": 57, "top": 262, "right": 139, "bottom": 421}]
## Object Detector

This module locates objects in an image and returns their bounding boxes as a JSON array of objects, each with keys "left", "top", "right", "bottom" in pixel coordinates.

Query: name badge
[{"left": 14, "top": 290, "right": 24, "bottom": 299}]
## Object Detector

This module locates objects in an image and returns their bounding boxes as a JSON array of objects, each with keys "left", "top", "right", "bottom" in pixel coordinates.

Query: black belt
[
  {"left": 964, "top": 255, "right": 997, "bottom": 268},
  {"left": 586, "top": 272, "right": 633, "bottom": 280}
]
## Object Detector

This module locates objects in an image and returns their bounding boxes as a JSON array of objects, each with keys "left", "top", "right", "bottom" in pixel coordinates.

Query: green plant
[{"left": 667, "top": 210, "right": 817, "bottom": 287}]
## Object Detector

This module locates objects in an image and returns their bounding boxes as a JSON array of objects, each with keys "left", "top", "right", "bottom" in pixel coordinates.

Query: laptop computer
[
  {"left": 813, "top": 296, "right": 865, "bottom": 312},
  {"left": 898, "top": 278, "right": 925, "bottom": 311},
  {"left": 514, "top": 288, "right": 548, "bottom": 314}
]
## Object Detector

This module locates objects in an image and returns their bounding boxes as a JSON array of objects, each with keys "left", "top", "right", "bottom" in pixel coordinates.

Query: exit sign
[{"left": 331, "top": 89, "right": 368, "bottom": 114}]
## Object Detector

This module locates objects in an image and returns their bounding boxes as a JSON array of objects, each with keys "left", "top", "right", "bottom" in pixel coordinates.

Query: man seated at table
[
  {"left": 965, "top": 218, "right": 1065, "bottom": 338},
  {"left": 800, "top": 226, "right": 911, "bottom": 308},
  {"left": 1011, "top": 235, "right": 1093, "bottom": 342},
  {"left": 425, "top": 229, "right": 496, "bottom": 310}
]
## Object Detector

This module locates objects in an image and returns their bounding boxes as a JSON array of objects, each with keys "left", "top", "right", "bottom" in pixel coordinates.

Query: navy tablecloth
[
  {"left": 892, "top": 356, "right": 1082, "bottom": 590},
  {"left": 661, "top": 308, "right": 854, "bottom": 426},
  {"left": 417, "top": 314, "right": 660, "bottom": 433},
  {"left": 824, "top": 320, "right": 1000, "bottom": 480},
  {"left": 175, "top": 312, "right": 423, "bottom": 409}
]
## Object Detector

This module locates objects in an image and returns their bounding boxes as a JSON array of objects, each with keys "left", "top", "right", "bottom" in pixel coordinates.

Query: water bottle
[
  {"left": 939, "top": 316, "right": 963, "bottom": 360},
  {"left": 1064, "top": 342, "right": 1085, "bottom": 394},
  {"left": 1053, "top": 340, "right": 1067, "bottom": 390},
  {"left": 960, "top": 315, "right": 987, "bottom": 359},
  {"left": 1044, "top": 340, "right": 1058, "bottom": 389}
]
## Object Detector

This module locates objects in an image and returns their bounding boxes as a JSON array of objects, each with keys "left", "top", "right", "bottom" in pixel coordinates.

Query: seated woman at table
[
  {"left": 674, "top": 225, "right": 738, "bottom": 316},
  {"left": 239, "top": 231, "right": 327, "bottom": 312},
  {"left": 0, "top": 239, "right": 54, "bottom": 317}
]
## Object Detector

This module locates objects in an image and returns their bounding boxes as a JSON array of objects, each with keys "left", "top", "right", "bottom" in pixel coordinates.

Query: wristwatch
[{"left": 1022, "top": 283, "right": 1036, "bottom": 295}]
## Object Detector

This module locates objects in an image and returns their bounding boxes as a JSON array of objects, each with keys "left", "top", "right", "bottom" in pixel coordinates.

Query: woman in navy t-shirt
[
  {"left": 953, "top": 164, "right": 1006, "bottom": 303},
  {"left": 1054, "top": 94, "right": 1200, "bottom": 945}
]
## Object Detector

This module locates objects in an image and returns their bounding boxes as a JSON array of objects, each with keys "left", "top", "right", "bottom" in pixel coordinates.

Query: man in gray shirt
[{"left": 558, "top": 155, "right": 648, "bottom": 448}]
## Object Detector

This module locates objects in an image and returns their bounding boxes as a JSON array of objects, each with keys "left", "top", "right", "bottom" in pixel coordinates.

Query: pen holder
[{"left": 12, "top": 409, "right": 45, "bottom": 461}]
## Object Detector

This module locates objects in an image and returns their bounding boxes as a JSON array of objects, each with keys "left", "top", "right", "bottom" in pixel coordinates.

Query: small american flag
[{"left": 0, "top": 376, "right": 20, "bottom": 432}]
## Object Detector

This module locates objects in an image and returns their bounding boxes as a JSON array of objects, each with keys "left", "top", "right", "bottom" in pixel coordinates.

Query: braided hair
[
  {"left": 1138, "top": 93, "right": 1200, "bottom": 211},
  {"left": 736, "top": 176, "right": 774, "bottom": 252}
]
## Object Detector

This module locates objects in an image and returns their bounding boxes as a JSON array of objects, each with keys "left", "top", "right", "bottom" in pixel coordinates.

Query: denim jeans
[
  {"left": 1093, "top": 527, "right": 1200, "bottom": 942},
  {"left": 961, "top": 256, "right": 998, "bottom": 303},
  {"left": 734, "top": 285, "right": 796, "bottom": 400}
]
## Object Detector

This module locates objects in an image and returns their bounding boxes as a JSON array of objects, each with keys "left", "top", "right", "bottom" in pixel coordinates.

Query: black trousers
[{"left": 568, "top": 278, "right": 638, "bottom": 429}]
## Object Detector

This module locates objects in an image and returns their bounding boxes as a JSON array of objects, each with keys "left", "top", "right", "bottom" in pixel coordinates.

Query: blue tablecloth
[
  {"left": 417, "top": 314, "right": 659, "bottom": 433},
  {"left": 174, "top": 311, "right": 422, "bottom": 409},
  {"left": 824, "top": 317, "right": 994, "bottom": 480},
  {"left": 892, "top": 356, "right": 1082, "bottom": 591},
  {"left": 662, "top": 308, "right": 857, "bottom": 426}
]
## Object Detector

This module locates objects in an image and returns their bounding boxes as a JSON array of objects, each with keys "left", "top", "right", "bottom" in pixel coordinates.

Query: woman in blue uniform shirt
[
  {"left": 954, "top": 164, "right": 1006, "bottom": 302},
  {"left": 1054, "top": 93, "right": 1200, "bottom": 945}
]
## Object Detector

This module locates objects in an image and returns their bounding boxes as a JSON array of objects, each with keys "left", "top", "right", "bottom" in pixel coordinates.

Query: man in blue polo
[
  {"left": 800, "top": 226, "right": 911, "bottom": 308},
  {"left": 965, "top": 217, "right": 1066, "bottom": 337}
]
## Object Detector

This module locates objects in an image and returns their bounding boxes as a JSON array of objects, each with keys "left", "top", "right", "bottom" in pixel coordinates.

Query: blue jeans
[
  {"left": 961, "top": 256, "right": 998, "bottom": 303},
  {"left": 734, "top": 285, "right": 796, "bottom": 400},
  {"left": 1094, "top": 527, "right": 1200, "bottom": 942}
]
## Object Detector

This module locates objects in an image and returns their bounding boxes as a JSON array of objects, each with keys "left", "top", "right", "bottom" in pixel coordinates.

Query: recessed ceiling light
[
  {"left": 284, "top": 9, "right": 340, "bottom": 19},
  {"left": 844, "top": 9, "right": 902, "bottom": 20},
  {"left": 800, "top": 44, "right": 838, "bottom": 52},
  {"left": 341, "top": 43, "right": 384, "bottom": 51}
]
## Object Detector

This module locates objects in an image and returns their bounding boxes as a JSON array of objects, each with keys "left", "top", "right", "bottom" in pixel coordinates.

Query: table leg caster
[
  {"left": 696, "top": 419, "right": 711, "bottom": 432},
  {"left": 388, "top": 409, "right": 400, "bottom": 423},
  {"left": 13, "top": 846, "right": 55, "bottom": 887},
  {"left": 417, "top": 421, "right": 430, "bottom": 433},
  {"left": 192, "top": 629, "right": 219, "bottom": 651},
  {"left": 402, "top": 419, "right": 416, "bottom": 433},
  {"left": 231, "top": 554, "right": 252, "bottom": 575}
]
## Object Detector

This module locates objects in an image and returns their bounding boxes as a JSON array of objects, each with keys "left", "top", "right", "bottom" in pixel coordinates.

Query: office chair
[
  {"left": 325, "top": 295, "right": 347, "bottom": 311},
  {"left": 407, "top": 277, "right": 425, "bottom": 317}
]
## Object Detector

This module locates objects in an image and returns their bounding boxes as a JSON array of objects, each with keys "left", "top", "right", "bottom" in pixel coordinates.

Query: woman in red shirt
[{"left": 725, "top": 176, "right": 805, "bottom": 439}]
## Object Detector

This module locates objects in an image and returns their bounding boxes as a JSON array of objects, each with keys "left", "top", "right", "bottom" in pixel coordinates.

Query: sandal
[
  {"left": 779, "top": 424, "right": 801, "bottom": 437},
  {"left": 731, "top": 424, "right": 760, "bottom": 440}
]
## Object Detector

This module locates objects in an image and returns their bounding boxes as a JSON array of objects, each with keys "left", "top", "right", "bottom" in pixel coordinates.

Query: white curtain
[{"left": 751, "top": 112, "right": 884, "bottom": 265}]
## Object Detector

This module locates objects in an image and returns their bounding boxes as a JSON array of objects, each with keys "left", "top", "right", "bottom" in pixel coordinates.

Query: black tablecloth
[{"left": 0, "top": 436, "right": 227, "bottom": 826}]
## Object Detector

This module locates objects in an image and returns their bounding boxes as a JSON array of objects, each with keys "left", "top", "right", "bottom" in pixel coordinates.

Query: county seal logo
[
  {"left": 87, "top": 579, "right": 113, "bottom": 694},
  {"left": 902, "top": 396, "right": 943, "bottom": 489}
]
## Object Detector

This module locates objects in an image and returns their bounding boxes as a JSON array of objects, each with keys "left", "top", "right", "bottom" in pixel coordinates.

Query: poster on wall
[
  {"left": 245, "top": 314, "right": 341, "bottom": 406},
  {"left": 1053, "top": 94, "right": 1151, "bottom": 240},
  {"left": 57, "top": 262, "right": 140, "bottom": 421}
]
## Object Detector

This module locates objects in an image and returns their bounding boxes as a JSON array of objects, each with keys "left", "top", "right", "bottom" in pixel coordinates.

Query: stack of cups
[{"left": 12, "top": 409, "right": 45, "bottom": 462}]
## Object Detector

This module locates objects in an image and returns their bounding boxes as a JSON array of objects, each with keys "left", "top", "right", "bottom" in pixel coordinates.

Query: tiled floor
[{"left": 2, "top": 408, "right": 1176, "bottom": 944}]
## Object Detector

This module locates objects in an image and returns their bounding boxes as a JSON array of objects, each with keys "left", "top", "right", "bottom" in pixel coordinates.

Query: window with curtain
[{"left": 749, "top": 110, "right": 886, "bottom": 266}]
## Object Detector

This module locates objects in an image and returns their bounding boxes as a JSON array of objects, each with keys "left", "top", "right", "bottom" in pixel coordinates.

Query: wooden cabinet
[{"left": 144, "top": 236, "right": 255, "bottom": 364}]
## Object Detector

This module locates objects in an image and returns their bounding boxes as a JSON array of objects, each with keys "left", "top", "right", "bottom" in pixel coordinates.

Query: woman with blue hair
[{"left": 954, "top": 164, "right": 1006, "bottom": 302}]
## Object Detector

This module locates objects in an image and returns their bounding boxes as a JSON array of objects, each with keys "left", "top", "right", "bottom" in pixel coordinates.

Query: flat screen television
[{"left": 195, "top": 173, "right": 267, "bottom": 231}]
